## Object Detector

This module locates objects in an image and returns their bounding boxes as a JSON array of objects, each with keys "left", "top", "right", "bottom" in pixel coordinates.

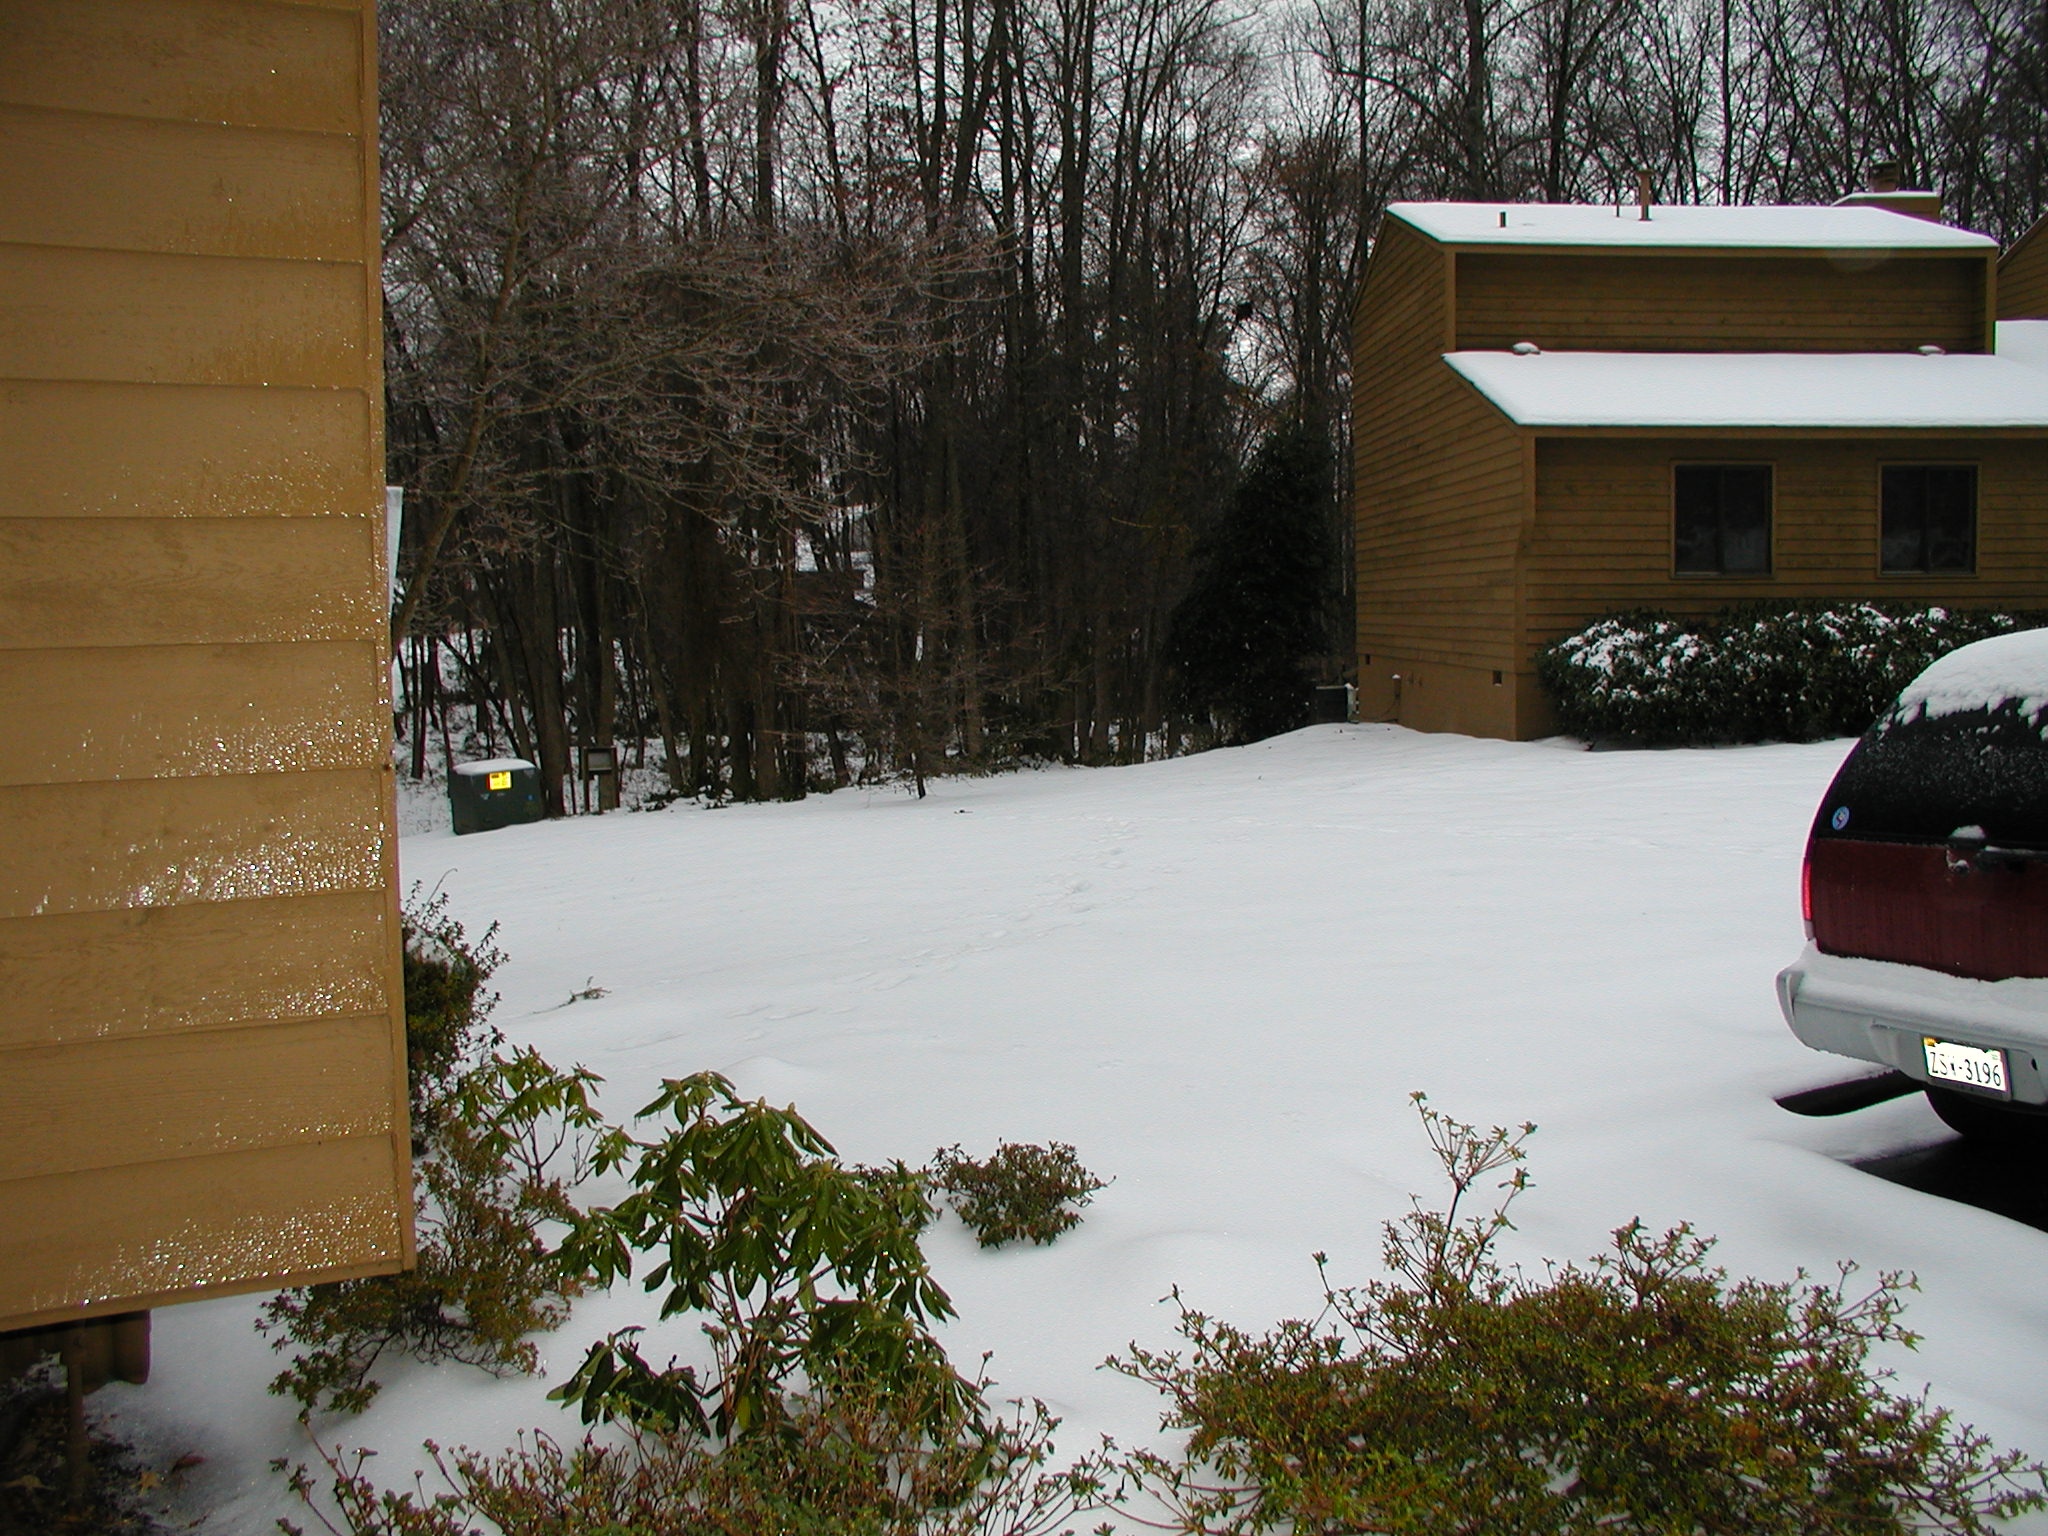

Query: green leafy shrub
[
  {"left": 284, "top": 1075, "right": 1113, "bottom": 1536},
  {"left": 284, "top": 1385, "right": 1109, "bottom": 1536},
  {"left": 929, "top": 1142, "right": 1109, "bottom": 1248},
  {"left": 397, "top": 886, "right": 505, "bottom": 1146},
  {"left": 551, "top": 1072, "right": 964, "bottom": 1441},
  {"left": 260, "top": 891, "right": 603, "bottom": 1417},
  {"left": 1112, "top": 1096, "right": 2048, "bottom": 1536},
  {"left": 1537, "top": 603, "right": 2044, "bottom": 745}
]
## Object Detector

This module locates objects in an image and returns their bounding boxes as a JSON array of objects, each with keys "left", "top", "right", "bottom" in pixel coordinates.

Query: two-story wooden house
[{"left": 1351, "top": 202, "right": 2048, "bottom": 738}]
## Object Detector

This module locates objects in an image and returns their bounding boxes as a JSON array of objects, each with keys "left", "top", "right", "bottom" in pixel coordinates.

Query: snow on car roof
[
  {"left": 1894, "top": 627, "right": 2048, "bottom": 724},
  {"left": 1387, "top": 201, "right": 1997, "bottom": 251},
  {"left": 1445, "top": 322, "right": 2048, "bottom": 429}
]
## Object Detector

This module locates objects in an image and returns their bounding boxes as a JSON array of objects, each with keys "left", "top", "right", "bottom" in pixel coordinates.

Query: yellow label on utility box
[{"left": 487, "top": 771, "right": 512, "bottom": 791}]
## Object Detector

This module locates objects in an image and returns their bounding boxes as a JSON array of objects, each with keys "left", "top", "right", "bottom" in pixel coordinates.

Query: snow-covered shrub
[
  {"left": 929, "top": 1141, "right": 1110, "bottom": 1247},
  {"left": 1113, "top": 1096, "right": 2048, "bottom": 1535},
  {"left": 261, "top": 893, "right": 604, "bottom": 1417},
  {"left": 1538, "top": 604, "right": 2042, "bottom": 745}
]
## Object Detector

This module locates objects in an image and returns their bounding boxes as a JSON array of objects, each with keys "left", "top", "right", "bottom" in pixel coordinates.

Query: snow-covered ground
[{"left": 105, "top": 724, "right": 2048, "bottom": 1531}]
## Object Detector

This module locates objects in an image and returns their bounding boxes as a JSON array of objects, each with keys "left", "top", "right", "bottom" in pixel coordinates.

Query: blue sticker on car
[{"left": 1831, "top": 806, "right": 1850, "bottom": 831}]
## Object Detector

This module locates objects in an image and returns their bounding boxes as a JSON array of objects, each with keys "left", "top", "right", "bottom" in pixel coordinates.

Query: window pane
[
  {"left": 1674, "top": 464, "right": 1770, "bottom": 574},
  {"left": 1881, "top": 466, "right": 1927, "bottom": 571},
  {"left": 1925, "top": 466, "right": 1977, "bottom": 572},
  {"left": 1673, "top": 466, "right": 1721, "bottom": 573},
  {"left": 1883, "top": 465, "right": 1976, "bottom": 573},
  {"left": 1719, "top": 466, "right": 1772, "bottom": 573}
]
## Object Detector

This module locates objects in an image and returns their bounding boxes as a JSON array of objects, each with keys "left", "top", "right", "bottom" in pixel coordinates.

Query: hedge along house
[
  {"left": 0, "top": 0, "right": 412, "bottom": 1375},
  {"left": 1351, "top": 201, "right": 2048, "bottom": 740}
]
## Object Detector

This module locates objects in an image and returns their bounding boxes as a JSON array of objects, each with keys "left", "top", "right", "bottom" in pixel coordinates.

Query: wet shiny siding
[{"left": 0, "top": 0, "right": 412, "bottom": 1332}]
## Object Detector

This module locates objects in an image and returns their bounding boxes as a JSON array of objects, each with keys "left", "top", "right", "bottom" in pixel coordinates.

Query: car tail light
[{"left": 1800, "top": 849, "right": 1814, "bottom": 938}]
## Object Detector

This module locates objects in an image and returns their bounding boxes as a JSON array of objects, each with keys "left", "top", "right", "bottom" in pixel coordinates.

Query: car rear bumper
[{"left": 1777, "top": 943, "right": 2048, "bottom": 1105}]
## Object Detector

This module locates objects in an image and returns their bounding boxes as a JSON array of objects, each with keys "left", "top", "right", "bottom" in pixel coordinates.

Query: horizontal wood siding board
[
  {"left": 0, "top": 769, "right": 387, "bottom": 920},
  {"left": 0, "top": 105, "right": 362, "bottom": 262},
  {"left": 0, "top": 891, "right": 392, "bottom": 1047},
  {"left": 0, "top": 1252, "right": 398, "bottom": 1337},
  {"left": 0, "top": 1135, "right": 405, "bottom": 1331},
  {"left": 0, "top": 1015, "right": 396, "bottom": 1181},
  {"left": 0, "top": 381, "right": 373, "bottom": 520},
  {"left": 1456, "top": 252, "right": 1985, "bottom": 353},
  {"left": 0, "top": 642, "right": 387, "bottom": 785},
  {"left": 0, "top": 245, "right": 367, "bottom": 387},
  {"left": 0, "top": 0, "right": 363, "bottom": 134},
  {"left": 0, "top": 517, "right": 383, "bottom": 648}
]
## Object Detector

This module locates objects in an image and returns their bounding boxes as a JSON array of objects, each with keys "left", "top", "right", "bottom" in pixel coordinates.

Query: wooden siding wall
[
  {"left": 0, "top": 0, "right": 412, "bottom": 1332},
  {"left": 1523, "top": 436, "right": 2048, "bottom": 655},
  {"left": 1456, "top": 252, "right": 1990, "bottom": 354},
  {"left": 1353, "top": 220, "right": 1528, "bottom": 734},
  {"left": 1999, "top": 219, "right": 2048, "bottom": 320}
]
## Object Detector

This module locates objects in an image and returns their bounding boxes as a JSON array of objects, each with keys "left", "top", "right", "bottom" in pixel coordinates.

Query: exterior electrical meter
[{"left": 449, "top": 759, "right": 544, "bottom": 835}]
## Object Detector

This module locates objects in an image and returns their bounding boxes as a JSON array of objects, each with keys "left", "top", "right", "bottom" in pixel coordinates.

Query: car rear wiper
[{"left": 1945, "top": 834, "right": 2048, "bottom": 872}]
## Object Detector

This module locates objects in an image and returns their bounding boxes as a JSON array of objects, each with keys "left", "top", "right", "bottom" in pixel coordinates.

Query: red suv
[{"left": 1777, "top": 628, "right": 2048, "bottom": 1142}]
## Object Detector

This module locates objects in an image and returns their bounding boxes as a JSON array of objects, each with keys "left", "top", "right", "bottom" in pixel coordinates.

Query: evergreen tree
[{"left": 1167, "top": 424, "right": 1335, "bottom": 745}]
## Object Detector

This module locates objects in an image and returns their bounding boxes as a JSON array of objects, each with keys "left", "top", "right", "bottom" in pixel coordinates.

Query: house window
[
  {"left": 1673, "top": 464, "right": 1772, "bottom": 575},
  {"left": 1882, "top": 465, "right": 1976, "bottom": 573}
]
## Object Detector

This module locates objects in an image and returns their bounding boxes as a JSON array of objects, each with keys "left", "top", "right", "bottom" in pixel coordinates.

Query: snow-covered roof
[
  {"left": 1894, "top": 627, "right": 2048, "bottom": 724},
  {"left": 1388, "top": 201, "right": 1997, "bottom": 252},
  {"left": 1445, "top": 321, "right": 2048, "bottom": 429}
]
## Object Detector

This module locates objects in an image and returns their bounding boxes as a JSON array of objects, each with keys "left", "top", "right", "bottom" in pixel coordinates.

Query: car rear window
[{"left": 1814, "top": 703, "right": 2048, "bottom": 849}]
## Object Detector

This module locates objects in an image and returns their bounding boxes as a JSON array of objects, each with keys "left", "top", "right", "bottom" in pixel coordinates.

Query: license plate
[{"left": 1923, "top": 1036, "right": 2011, "bottom": 1096}]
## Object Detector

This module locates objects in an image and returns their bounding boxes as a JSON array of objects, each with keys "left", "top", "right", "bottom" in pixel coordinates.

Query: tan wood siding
[
  {"left": 0, "top": 105, "right": 364, "bottom": 263},
  {"left": 0, "top": 643, "right": 387, "bottom": 784},
  {"left": 0, "top": 1139, "right": 408, "bottom": 1334},
  {"left": 1455, "top": 251, "right": 1989, "bottom": 354},
  {"left": 2, "top": 381, "right": 372, "bottom": 521},
  {"left": 1999, "top": 218, "right": 2048, "bottom": 320},
  {"left": 1522, "top": 436, "right": 2048, "bottom": 652},
  {"left": 0, "top": 771, "right": 388, "bottom": 920},
  {"left": 0, "top": 0, "right": 364, "bottom": 134},
  {"left": 0, "top": 518, "right": 386, "bottom": 648},
  {"left": 0, "top": 0, "right": 410, "bottom": 1332},
  {"left": 0, "top": 1015, "right": 397, "bottom": 1182},
  {"left": 1353, "top": 219, "right": 1526, "bottom": 720},
  {"left": 0, "top": 893, "right": 393, "bottom": 1048},
  {"left": 0, "top": 247, "right": 370, "bottom": 388}
]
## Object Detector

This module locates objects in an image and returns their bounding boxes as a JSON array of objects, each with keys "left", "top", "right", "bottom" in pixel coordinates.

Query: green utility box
[{"left": 449, "top": 758, "right": 543, "bottom": 835}]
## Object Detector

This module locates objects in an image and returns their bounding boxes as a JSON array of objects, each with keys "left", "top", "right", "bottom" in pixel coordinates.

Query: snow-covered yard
[{"left": 106, "top": 724, "right": 2048, "bottom": 1531}]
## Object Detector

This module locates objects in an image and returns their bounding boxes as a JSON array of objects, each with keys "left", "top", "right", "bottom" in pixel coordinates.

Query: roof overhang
[{"left": 1445, "top": 323, "right": 2048, "bottom": 433}]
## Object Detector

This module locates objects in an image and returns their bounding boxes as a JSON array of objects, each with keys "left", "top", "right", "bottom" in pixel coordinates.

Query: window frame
[
  {"left": 1671, "top": 460, "right": 1775, "bottom": 578},
  {"left": 1879, "top": 461, "right": 1978, "bottom": 577}
]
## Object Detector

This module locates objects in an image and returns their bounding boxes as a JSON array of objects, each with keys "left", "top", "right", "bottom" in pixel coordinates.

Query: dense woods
[{"left": 383, "top": 0, "right": 2048, "bottom": 803}]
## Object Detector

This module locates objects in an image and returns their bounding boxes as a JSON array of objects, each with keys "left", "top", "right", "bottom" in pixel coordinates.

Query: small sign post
[{"left": 580, "top": 744, "right": 619, "bottom": 813}]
